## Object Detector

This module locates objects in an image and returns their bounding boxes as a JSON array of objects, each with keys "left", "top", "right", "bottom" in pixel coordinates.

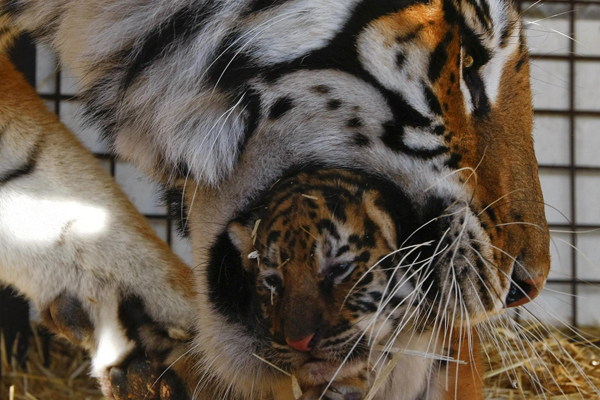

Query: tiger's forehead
[
  {"left": 347, "top": 0, "right": 520, "bottom": 42},
  {"left": 357, "top": 0, "right": 523, "bottom": 114},
  {"left": 257, "top": 170, "right": 369, "bottom": 234},
  {"left": 369, "top": 0, "right": 448, "bottom": 47},
  {"left": 251, "top": 171, "right": 374, "bottom": 270}
]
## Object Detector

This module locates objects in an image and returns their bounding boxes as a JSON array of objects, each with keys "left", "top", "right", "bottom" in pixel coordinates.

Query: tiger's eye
[
  {"left": 464, "top": 54, "right": 474, "bottom": 69},
  {"left": 265, "top": 275, "right": 281, "bottom": 289}
]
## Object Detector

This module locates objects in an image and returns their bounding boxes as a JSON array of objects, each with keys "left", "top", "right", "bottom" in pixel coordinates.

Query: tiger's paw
[
  {"left": 40, "top": 292, "right": 94, "bottom": 345},
  {"left": 39, "top": 289, "right": 195, "bottom": 399},
  {"left": 106, "top": 355, "right": 191, "bottom": 400}
]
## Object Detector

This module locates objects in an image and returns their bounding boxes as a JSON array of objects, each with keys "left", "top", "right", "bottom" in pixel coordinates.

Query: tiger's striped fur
[
  {"left": 217, "top": 168, "right": 484, "bottom": 399},
  {"left": 0, "top": 0, "right": 550, "bottom": 399}
]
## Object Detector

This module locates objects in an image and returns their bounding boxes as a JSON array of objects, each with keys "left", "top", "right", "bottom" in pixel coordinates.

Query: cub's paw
[
  {"left": 299, "top": 379, "right": 366, "bottom": 400},
  {"left": 107, "top": 355, "right": 191, "bottom": 400}
]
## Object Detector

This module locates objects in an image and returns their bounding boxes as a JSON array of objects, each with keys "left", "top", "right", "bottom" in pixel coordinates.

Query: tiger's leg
[
  {"left": 0, "top": 54, "right": 196, "bottom": 397},
  {"left": 442, "top": 328, "right": 484, "bottom": 400}
]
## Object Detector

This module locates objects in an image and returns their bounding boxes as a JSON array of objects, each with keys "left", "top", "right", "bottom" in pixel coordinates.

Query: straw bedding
[
  {"left": 482, "top": 325, "right": 600, "bottom": 399},
  {"left": 1, "top": 325, "right": 598, "bottom": 400},
  {"left": 0, "top": 329, "right": 102, "bottom": 400}
]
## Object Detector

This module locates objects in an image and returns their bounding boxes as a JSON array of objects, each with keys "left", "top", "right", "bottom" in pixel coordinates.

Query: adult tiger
[{"left": 0, "top": 0, "right": 550, "bottom": 399}]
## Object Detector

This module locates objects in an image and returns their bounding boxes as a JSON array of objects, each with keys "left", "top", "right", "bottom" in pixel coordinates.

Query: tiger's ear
[{"left": 227, "top": 221, "right": 256, "bottom": 269}]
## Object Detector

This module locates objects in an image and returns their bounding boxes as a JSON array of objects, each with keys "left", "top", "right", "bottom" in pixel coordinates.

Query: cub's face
[{"left": 222, "top": 169, "right": 421, "bottom": 383}]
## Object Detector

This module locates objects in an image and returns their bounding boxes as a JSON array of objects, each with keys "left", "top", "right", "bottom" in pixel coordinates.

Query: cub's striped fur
[
  {"left": 0, "top": 54, "right": 195, "bottom": 396},
  {"left": 215, "top": 168, "right": 484, "bottom": 399},
  {"left": 0, "top": 0, "right": 551, "bottom": 399}
]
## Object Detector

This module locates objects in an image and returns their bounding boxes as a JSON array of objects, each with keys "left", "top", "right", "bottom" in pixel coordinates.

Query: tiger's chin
[
  {"left": 465, "top": 306, "right": 506, "bottom": 326},
  {"left": 414, "top": 289, "right": 506, "bottom": 329}
]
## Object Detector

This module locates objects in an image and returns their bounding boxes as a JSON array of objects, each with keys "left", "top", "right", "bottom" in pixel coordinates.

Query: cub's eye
[
  {"left": 327, "top": 263, "right": 354, "bottom": 282},
  {"left": 264, "top": 275, "right": 282, "bottom": 290}
]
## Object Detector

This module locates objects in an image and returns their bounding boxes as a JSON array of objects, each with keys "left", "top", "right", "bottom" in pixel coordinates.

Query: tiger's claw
[{"left": 298, "top": 376, "right": 367, "bottom": 400}]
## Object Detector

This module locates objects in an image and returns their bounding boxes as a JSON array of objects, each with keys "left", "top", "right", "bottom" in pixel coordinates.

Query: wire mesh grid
[
  {"left": 518, "top": 0, "right": 600, "bottom": 327},
  {"left": 10, "top": 35, "right": 194, "bottom": 268},
  {"left": 7, "top": 0, "right": 600, "bottom": 327}
]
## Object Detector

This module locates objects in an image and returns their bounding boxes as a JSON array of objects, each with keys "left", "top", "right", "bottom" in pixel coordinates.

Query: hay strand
[
  {"left": 482, "top": 325, "right": 600, "bottom": 399},
  {"left": 2, "top": 324, "right": 598, "bottom": 399}
]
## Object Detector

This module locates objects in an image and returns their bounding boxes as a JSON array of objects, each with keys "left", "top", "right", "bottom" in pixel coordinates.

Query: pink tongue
[{"left": 286, "top": 334, "right": 315, "bottom": 352}]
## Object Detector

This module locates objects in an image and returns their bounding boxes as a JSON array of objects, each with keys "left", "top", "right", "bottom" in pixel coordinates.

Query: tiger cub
[
  {"left": 201, "top": 168, "right": 483, "bottom": 400},
  {"left": 0, "top": 54, "right": 195, "bottom": 396}
]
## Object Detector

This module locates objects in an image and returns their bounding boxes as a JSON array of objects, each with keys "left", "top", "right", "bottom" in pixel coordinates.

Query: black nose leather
[
  {"left": 505, "top": 279, "right": 531, "bottom": 306},
  {"left": 505, "top": 275, "right": 545, "bottom": 308}
]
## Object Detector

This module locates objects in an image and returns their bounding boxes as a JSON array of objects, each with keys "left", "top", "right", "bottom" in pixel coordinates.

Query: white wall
[{"left": 523, "top": 1, "right": 600, "bottom": 326}]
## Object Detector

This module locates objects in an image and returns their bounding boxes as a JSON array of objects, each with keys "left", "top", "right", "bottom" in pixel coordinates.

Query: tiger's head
[
  {"left": 352, "top": 0, "right": 552, "bottom": 319},
  {"left": 196, "top": 0, "right": 549, "bottom": 331},
  {"left": 1, "top": 0, "right": 549, "bottom": 321}
]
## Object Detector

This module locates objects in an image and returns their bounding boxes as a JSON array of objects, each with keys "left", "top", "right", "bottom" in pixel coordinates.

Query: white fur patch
[
  {"left": 0, "top": 192, "right": 108, "bottom": 243},
  {"left": 243, "top": 0, "right": 361, "bottom": 65},
  {"left": 91, "top": 303, "right": 136, "bottom": 378},
  {"left": 403, "top": 127, "right": 445, "bottom": 151},
  {"left": 357, "top": 24, "right": 432, "bottom": 118},
  {"left": 480, "top": 29, "right": 520, "bottom": 105}
]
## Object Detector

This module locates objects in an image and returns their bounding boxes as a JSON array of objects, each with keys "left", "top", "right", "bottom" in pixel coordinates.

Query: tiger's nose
[
  {"left": 286, "top": 334, "right": 315, "bottom": 352},
  {"left": 505, "top": 275, "right": 545, "bottom": 308}
]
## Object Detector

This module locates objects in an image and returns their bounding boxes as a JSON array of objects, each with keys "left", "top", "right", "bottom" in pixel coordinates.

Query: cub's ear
[
  {"left": 227, "top": 221, "right": 256, "bottom": 269},
  {"left": 364, "top": 191, "right": 397, "bottom": 250}
]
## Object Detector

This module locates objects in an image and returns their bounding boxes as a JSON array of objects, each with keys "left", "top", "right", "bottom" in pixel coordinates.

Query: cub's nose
[
  {"left": 505, "top": 275, "right": 545, "bottom": 308},
  {"left": 286, "top": 334, "right": 315, "bottom": 352}
]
